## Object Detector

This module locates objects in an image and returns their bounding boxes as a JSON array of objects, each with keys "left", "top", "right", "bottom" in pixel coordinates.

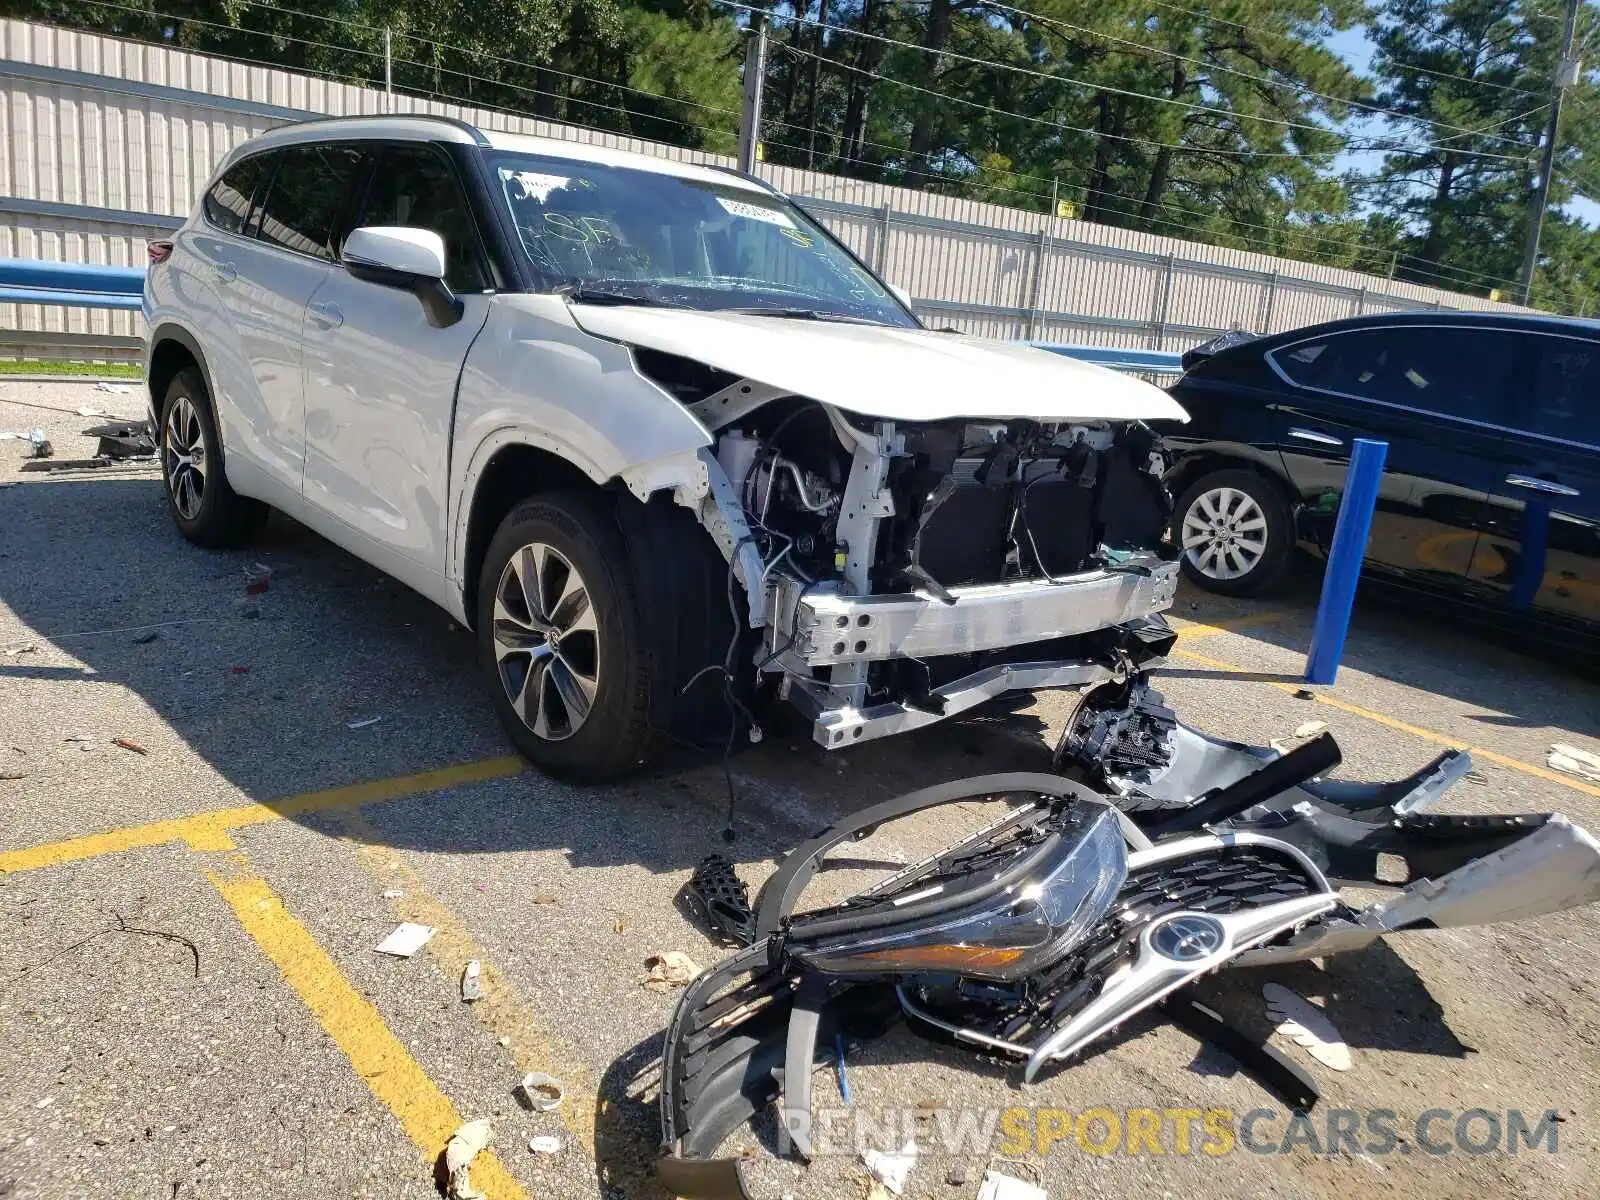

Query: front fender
[{"left": 445, "top": 294, "right": 716, "bottom": 615}]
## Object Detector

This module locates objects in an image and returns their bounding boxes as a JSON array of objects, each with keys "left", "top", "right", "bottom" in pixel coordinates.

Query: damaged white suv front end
[{"left": 583, "top": 301, "right": 1189, "bottom": 752}]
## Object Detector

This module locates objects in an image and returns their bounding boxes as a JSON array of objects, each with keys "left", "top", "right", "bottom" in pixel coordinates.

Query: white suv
[{"left": 144, "top": 115, "right": 1187, "bottom": 780}]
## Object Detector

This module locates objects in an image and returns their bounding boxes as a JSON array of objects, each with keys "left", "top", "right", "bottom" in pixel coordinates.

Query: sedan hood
[{"left": 568, "top": 304, "right": 1189, "bottom": 424}]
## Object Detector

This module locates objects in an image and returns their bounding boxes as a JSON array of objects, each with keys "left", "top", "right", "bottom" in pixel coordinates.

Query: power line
[
  {"left": 70, "top": 0, "right": 739, "bottom": 145},
  {"left": 764, "top": 82, "right": 1519, "bottom": 287},
  {"left": 726, "top": 0, "right": 1535, "bottom": 164},
  {"left": 238, "top": 0, "right": 746, "bottom": 121},
  {"left": 776, "top": 36, "right": 1515, "bottom": 176},
  {"left": 959, "top": 0, "right": 1534, "bottom": 151},
  {"left": 1140, "top": 0, "right": 1544, "bottom": 100}
]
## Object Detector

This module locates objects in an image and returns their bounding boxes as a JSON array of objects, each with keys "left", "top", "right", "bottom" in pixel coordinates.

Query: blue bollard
[{"left": 1305, "top": 438, "right": 1388, "bottom": 685}]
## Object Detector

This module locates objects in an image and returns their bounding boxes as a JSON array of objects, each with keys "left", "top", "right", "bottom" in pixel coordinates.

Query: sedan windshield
[{"left": 486, "top": 151, "right": 917, "bottom": 327}]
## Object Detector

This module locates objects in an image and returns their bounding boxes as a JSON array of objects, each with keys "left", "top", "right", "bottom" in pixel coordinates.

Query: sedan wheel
[
  {"left": 163, "top": 393, "right": 208, "bottom": 521},
  {"left": 492, "top": 542, "right": 600, "bottom": 742},
  {"left": 1181, "top": 485, "right": 1269, "bottom": 582}
]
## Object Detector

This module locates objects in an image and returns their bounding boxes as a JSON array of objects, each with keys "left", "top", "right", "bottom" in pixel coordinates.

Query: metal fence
[{"left": 0, "top": 16, "right": 1530, "bottom": 363}]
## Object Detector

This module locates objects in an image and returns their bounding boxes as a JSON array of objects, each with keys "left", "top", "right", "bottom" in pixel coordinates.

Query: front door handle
[
  {"left": 211, "top": 262, "right": 237, "bottom": 284},
  {"left": 308, "top": 301, "right": 344, "bottom": 330},
  {"left": 1288, "top": 427, "right": 1344, "bottom": 447},
  {"left": 1505, "top": 474, "right": 1580, "bottom": 498}
]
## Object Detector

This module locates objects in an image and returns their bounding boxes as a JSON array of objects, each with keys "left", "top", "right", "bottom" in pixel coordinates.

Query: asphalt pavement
[{"left": 2, "top": 379, "right": 1597, "bottom": 1200}]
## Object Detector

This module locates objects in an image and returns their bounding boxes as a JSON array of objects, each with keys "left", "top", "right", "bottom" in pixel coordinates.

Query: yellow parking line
[
  {"left": 1170, "top": 645, "right": 1600, "bottom": 801},
  {"left": 1172, "top": 610, "right": 1288, "bottom": 641},
  {"left": 339, "top": 812, "right": 639, "bottom": 1178},
  {"left": 208, "top": 856, "right": 530, "bottom": 1199},
  {"left": 0, "top": 756, "right": 525, "bottom": 874}
]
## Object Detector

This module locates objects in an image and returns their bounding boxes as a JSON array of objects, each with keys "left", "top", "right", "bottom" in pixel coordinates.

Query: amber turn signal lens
[{"left": 854, "top": 945, "right": 1027, "bottom": 970}]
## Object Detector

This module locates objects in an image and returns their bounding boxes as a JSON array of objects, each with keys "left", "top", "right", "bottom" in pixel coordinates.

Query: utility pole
[
  {"left": 738, "top": 15, "right": 770, "bottom": 175},
  {"left": 1519, "top": 0, "right": 1580, "bottom": 305},
  {"left": 383, "top": 27, "right": 393, "bottom": 111}
]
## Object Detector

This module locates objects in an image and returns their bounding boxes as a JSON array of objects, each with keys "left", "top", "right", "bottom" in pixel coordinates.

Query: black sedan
[{"left": 1162, "top": 310, "right": 1600, "bottom": 642}]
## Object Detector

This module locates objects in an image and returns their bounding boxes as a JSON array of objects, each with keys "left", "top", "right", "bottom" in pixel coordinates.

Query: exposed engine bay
[
  {"left": 656, "top": 686, "right": 1600, "bottom": 1200},
  {"left": 633, "top": 347, "right": 1181, "bottom": 749}
]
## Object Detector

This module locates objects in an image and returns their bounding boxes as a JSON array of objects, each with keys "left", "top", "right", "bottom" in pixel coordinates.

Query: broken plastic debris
[
  {"left": 132, "top": 631, "right": 159, "bottom": 644},
  {"left": 1548, "top": 743, "right": 1600, "bottom": 783},
  {"left": 461, "top": 959, "right": 483, "bottom": 1002},
  {"left": 381, "top": 888, "right": 405, "bottom": 900},
  {"left": 347, "top": 716, "right": 383, "bottom": 730},
  {"left": 244, "top": 563, "right": 271, "bottom": 595},
  {"left": 1293, "top": 720, "right": 1328, "bottom": 739},
  {"left": 112, "top": 738, "right": 149, "bottom": 756},
  {"left": 374, "top": 922, "right": 435, "bottom": 958},
  {"left": 92, "top": 381, "right": 133, "bottom": 394},
  {"left": 976, "top": 1170, "right": 1047, "bottom": 1200},
  {"left": 2, "top": 643, "right": 38, "bottom": 657},
  {"left": 527, "top": 1134, "right": 563, "bottom": 1154},
  {"left": 642, "top": 951, "right": 702, "bottom": 991},
  {"left": 1264, "top": 983, "right": 1351, "bottom": 1071},
  {"left": 444, "top": 1118, "right": 492, "bottom": 1200},
  {"left": 516, "top": 1072, "right": 566, "bottom": 1112},
  {"left": 861, "top": 1141, "right": 917, "bottom": 1195}
]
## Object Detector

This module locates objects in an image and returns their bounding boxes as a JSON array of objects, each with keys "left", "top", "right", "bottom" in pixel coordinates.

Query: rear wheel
[
  {"left": 160, "top": 367, "right": 267, "bottom": 548},
  {"left": 1173, "top": 469, "right": 1294, "bottom": 596}
]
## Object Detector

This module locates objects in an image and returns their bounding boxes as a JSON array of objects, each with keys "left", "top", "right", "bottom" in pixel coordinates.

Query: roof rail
[
  {"left": 272, "top": 112, "right": 490, "bottom": 146},
  {"left": 705, "top": 163, "right": 779, "bottom": 193}
]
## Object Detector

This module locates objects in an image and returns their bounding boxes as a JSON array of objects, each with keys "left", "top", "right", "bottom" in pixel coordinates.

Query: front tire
[
  {"left": 159, "top": 367, "right": 267, "bottom": 548},
  {"left": 1173, "top": 469, "right": 1294, "bottom": 596},
  {"left": 476, "top": 492, "right": 658, "bottom": 782}
]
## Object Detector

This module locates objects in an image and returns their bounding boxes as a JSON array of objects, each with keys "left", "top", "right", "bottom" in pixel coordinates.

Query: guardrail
[
  {"left": 1030, "top": 342, "right": 1185, "bottom": 376},
  {"left": 0, "top": 257, "right": 1189, "bottom": 377},
  {"left": 0, "top": 257, "right": 144, "bottom": 310}
]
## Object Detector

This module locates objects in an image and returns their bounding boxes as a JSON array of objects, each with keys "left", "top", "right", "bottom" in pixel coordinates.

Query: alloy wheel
[
  {"left": 492, "top": 542, "right": 601, "bottom": 741},
  {"left": 1181, "top": 485, "right": 1269, "bottom": 582},
  {"left": 164, "top": 394, "right": 207, "bottom": 521}
]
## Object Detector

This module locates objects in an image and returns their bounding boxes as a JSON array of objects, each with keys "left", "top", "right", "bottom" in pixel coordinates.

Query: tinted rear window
[
  {"left": 203, "top": 153, "right": 274, "bottom": 236},
  {"left": 1530, "top": 335, "right": 1600, "bottom": 444},
  {"left": 254, "top": 143, "right": 369, "bottom": 261},
  {"left": 1270, "top": 326, "right": 1521, "bottom": 424}
]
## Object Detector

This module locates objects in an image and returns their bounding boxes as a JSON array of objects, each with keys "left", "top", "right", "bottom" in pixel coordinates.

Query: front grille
[{"left": 912, "top": 840, "right": 1323, "bottom": 1048}]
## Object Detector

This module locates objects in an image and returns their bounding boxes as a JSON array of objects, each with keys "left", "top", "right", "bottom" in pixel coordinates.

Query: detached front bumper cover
[{"left": 656, "top": 723, "right": 1600, "bottom": 1197}]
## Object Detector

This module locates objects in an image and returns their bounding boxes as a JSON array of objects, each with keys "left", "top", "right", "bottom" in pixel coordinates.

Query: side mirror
[
  {"left": 888, "top": 283, "right": 914, "bottom": 310},
  {"left": 341, "top": 226, "right": 463, "bottom": 328}
]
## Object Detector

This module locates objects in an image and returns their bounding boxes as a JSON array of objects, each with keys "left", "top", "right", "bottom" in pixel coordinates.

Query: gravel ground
[{"left": 2, "top": 379, "right": 1597, "bottom": 1200}]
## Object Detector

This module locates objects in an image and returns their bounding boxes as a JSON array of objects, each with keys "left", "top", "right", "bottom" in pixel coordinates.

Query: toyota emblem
[{"left": 1149, "top": 914, "right": 1225, "bottom": 962}]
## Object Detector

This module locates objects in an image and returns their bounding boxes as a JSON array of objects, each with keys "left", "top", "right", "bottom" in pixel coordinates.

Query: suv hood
[{"left": 568, "top": 304, "right": 1189, "bottom": 424}]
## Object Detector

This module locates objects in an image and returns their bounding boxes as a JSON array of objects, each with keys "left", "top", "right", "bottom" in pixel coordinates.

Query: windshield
[{"left": 486, "top": 151, "right": 917, "bottom": 327}]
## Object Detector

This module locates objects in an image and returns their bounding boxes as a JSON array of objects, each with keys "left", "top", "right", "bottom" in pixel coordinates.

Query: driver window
[{"left": 362, "top": 145, "right": 488, "bottom": 292}]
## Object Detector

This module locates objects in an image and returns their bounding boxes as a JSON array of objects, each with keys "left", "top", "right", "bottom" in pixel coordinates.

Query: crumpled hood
[{"left": 567, "top": 304, "right": 1189, "bottom": 424}]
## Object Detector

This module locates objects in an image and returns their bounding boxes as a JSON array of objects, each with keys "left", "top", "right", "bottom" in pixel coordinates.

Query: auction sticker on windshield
[{"left": 716, "top": 196, "right": 797, "bottom": 228}]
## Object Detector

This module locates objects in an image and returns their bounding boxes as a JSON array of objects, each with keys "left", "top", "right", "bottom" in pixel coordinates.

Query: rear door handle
[
  {"left": 1288, "top": 427, "right": 1344, "bottom": 447},
  {"left": 211, "top": 262, "right": 237, "bottom": 284},
  {"left": 308, "top": 301, "right": 344, "bottom": 330},
  {"left": 1505, "top": 474, "right": 1580, "bottom": 497}
]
